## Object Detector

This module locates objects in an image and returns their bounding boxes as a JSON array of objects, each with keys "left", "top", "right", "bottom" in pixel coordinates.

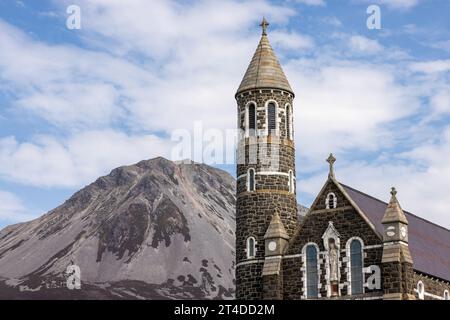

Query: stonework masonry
[
  {"left": 235, "top": 20, "right": 450, "bottom": 301},
  {"left": 235, "top": 89, "right": 298, "bottom": 299},
  {"left": 283, "top": 181, "right": 384, "bottom": 299},
  {"left": 413, "top": 273, "right": 450, "bottom": 300}
]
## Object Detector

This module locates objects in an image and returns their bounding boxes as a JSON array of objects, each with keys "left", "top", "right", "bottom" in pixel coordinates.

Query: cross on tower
[
  {"left": 327, "top": 153, "right": 336, "bottom": 179},
  {"left": 391, "top": 187, "right": 397, "bottom": 197},
  {"left": 260, "top": 17, "right": 269, "bottom": 36}
]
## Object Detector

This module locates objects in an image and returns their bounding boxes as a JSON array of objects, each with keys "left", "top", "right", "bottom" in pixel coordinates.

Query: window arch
[
  {"left": 349, "top": 238, "right": 364, "bottom": 295},
  {"left": 325, "top": 193, "right": 337, "bottom": 209},
  {"left": 417, "top": 281, "right": 425, "bottom": 300},
  {"left": 247, "top": 168, "right": 255, "bottom": 192},
  {"left": 288, "top": 170, "right": 295, "bottom": 194},
  {"left": 246, "top": 102, "right": 257, "bottom": 137},
  {"left": 304, "top": 243, "right": 319, "bottom": 299},
  {"left": 285, "top": 104, "right": 293, "bottom": 140},
  {"left": 267, "top": 101, "right": 277, "bottom": 136},
  {"left": 246, "top": 237, "right": 256, "bottom": 259},
  {"left": 444, "top": 290, "right": 449, "bottom": 300}
]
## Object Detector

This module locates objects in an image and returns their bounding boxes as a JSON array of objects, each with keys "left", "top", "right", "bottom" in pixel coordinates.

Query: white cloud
[
  {"left": 338, "top": 127, "right": 450, "bottom": 229},
  {"left": 430, "top": 90, "right": 450, "bottom": 115},
  {"left": 0, "top": 191, "right": 34, "bottom": 223},
  {"left": 0, "top": 0, "right": 449, "bottom": 230},
  {"left": 299, "top": 127, "right": 450, "bottom": 229},
  {"left": 0, "top": 131, "right": 172, "bottom": 188},
  {"left": 432, "top": 40, "right": 450, "bottom": 52},
  {"left": 270, "top": 31, "right": 315, "bottom": 51},
  {"left": 410, "top": 60, "right": 450, "bottom": 74},
  {"left": 357, "top": 0, "right": 419, "bottom": 9},
  {"left": 294, "top": 0, "right": 326, "bottom": 6},
  {"left": 349, "top": 35, "right": 383, "bottom": 54},
  {"left": 320, "top": 16, "right": 342, "bottom": 27},
  {"left": 287, "top": 59, "right": 419, "bottom": 165},
  {"left": 0, "top": 0, "right": 298, "bottom": 133},
  {"left": 383, "top": 0, "right": 419, "bottom": 9}
]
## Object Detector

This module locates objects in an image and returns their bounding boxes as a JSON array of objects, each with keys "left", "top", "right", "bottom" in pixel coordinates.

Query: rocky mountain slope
[{"left": 0, "top": 157, "right": 307, "bottom": 299}]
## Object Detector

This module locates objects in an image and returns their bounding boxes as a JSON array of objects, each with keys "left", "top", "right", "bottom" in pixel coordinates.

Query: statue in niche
[{"left": 328, "top": 238, "right": 339, "bottom": 296}]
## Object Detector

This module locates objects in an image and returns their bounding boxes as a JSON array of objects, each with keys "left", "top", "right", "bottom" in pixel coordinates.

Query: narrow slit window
[
  {"left": 248, "top": 169, "right": 255, "bottom": 192},
  {"left": 306, "top": 245, "right": 319, "bottom": 298},
  {"left": 247, "top": 237, "right": 256, "bottom": 258},
  {"left": 286, "top": 105, "right": 292, "bottom": 139},
  {"left": 350, "top": 240, "right": 363, "bottom": 295},
  {"left": 326, "top": 193, "right": 337, "bottom": 209},
  {"left": 248, "top": 104, "right": 256, "bottom": 136},
  {"left": 268, "top": 103, "right": 276, "bottom": 135},
  {"left": 289, "top": 170, "right": 294, "bottom": 193}
]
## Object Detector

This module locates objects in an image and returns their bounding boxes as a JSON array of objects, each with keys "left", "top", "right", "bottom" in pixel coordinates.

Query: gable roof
[
  {"left": 341, "top": 183, "right": 450, "bottom": 282},
  {"left": 307, "top": 177, "right": 380, "bottom": 237},
  {"left": 286, "top": 177, "right": 381, "bottom": 253}
]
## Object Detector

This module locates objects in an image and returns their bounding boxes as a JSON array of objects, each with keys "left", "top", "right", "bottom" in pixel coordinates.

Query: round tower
[{"left": 235, "top": 18, "right": 298, "bottom": 299}]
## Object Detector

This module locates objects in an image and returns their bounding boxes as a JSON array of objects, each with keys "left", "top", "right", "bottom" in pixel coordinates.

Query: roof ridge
[{"left": 339, "top": 182, "right": 450, "bottom": 233}]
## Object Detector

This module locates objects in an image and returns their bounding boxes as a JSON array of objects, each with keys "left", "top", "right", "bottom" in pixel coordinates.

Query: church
[{"left": 235, "top": 19, "right": 450, "bottom": 300}]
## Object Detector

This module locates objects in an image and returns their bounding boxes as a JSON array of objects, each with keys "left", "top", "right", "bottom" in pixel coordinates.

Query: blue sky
[{"left": 0, "top": 0, "right": 449, "bottom": 228}]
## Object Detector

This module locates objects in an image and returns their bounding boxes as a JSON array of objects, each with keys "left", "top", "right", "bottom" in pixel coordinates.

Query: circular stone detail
[
  {"left": 268, "top": 241, "right": 277, "bottom": 251},
  {"left": 400, "top": 226, "right": 407, "bottom": 239}
]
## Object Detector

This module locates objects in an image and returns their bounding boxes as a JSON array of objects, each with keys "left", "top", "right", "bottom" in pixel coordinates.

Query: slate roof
[
  {"left": 341, "top": 183, "right": 450, "bottom": 282},
  {"left": 236, "top": 32, "right": 293, "bottom": 95}
]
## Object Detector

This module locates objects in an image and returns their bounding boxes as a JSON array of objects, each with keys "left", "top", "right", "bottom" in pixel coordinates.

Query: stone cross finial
[
  {"left": 260, "top": 17, "right": 269, "bottom": 36},
  {"left": 391, "top": 187, "right": 397, "bottom": 197},
  {"left": 327, "top": 153, "right": 336, "bottom": 178}
]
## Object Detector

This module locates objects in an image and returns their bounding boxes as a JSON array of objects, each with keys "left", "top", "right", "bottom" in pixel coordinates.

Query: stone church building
[{"left": 235, "top": 19, "right": 450, "bottom": 300}]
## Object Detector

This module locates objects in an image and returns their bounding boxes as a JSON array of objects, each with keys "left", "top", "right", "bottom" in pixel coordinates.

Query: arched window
[
  {"left": 305, "top": 244, "right": 319, "bottom": 299},
  {"left": 288, "top": 170, "right": 294, "bottom": 194},
  {"left": 246, "top": 237, "right": 256, "bottom": 259},
  {"left": 444, "top": 290, "right": 449, "bottom": 300},
  {"left": 326, "top": 193, "right": 337, "bottom": 209},
  {"left": 248, "top": 103, "right": 256, "bottom": 136},
  {"left": 286, "top": 105, "right": 292, "bottom": 140},
  {"left": 417, "top": 281, "right": 425, "bottom": 300},
  {"left": 247, "top": 168, "right": 255, "bottom": 192},
  {"left": 267, "top": 102, "right": 277, "bottom": 136},
  {"left": 350, "top": 239, "right": 364, "bottom": 295}
]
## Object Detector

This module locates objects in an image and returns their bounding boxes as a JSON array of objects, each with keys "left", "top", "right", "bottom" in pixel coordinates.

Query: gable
[
  {"left": 310, "top": 178, "right": 352, "bottom": 212},
  {"left": 286, "top": 179, "right": 381, "bottom": 254},
  {"left": 342, "top": 184, "right": 450, "bottom": 282}
]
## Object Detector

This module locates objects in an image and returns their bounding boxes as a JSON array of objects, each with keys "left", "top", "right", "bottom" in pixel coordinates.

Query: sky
[{"left": 0, "top": 0, "right": 449, "bottom": 229}]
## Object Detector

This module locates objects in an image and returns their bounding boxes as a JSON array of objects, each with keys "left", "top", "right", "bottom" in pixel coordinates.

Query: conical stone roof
[
  {"left": 264, "top": 212, "right": 289, "bottom": 240},
  {"left": 382, "top": 188, "right": 409, "bottom": 225},
  {"left": 236, "top": 20, "right": 293, "bottom": 95}
]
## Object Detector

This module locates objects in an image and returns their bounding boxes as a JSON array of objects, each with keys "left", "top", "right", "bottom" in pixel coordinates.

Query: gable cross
[
  {"left": 327, "top": 153, "right": 336, "bottom": 179},
  {"left": 260, "top": 17, "right": 269, "bottom": 36}
]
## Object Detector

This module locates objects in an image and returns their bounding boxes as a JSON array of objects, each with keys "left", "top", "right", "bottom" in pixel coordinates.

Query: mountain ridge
[{"left": 0, "top": 157, "right": 307, "bottom": 299}]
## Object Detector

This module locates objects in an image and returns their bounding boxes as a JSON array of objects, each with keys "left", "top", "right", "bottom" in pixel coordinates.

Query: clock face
[
  {"left": 268, "top": 241, "right": 277, "bottom": 251},
  {"left": 386, "top": 226, "right": 396, "bottom": 237},
  {"left": 400, "top": 226, "right": 407, "bottom": 239}
]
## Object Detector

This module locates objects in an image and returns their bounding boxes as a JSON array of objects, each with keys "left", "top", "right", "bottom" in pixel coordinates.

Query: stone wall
[
  {"left": 381, "top": 261, "right": 415, "bottom": 299},
  {"left": 262, "top": 274, "right": 283, "bottom": 300},
  {"left": 236, "top": 141, "right": 296, "bottom": 177},
  {"left": 413, "top": 272, "right": 450, "bottom": 300},
  {"left": 236, "top": 192, "right": 297, "bottom": 262},
  {"left": 236, "top": 89, "right": 294, "bottom": 140},
  {"left": 236, "top": 262, "right": 263, "bottom": 299},
  {"left": 235, "top": 88, "right": 297, "bottom": 300},
  {"left": 237, "top": 171, "right": 292, "bottom": 194},
  {"left": 283, "top": 180, "right": 384, "bottom": 299}
]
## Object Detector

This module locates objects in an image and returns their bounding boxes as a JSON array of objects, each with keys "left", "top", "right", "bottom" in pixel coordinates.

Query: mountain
[{"left": 0, "top": 157, "right": 307, "bottom": 300}]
